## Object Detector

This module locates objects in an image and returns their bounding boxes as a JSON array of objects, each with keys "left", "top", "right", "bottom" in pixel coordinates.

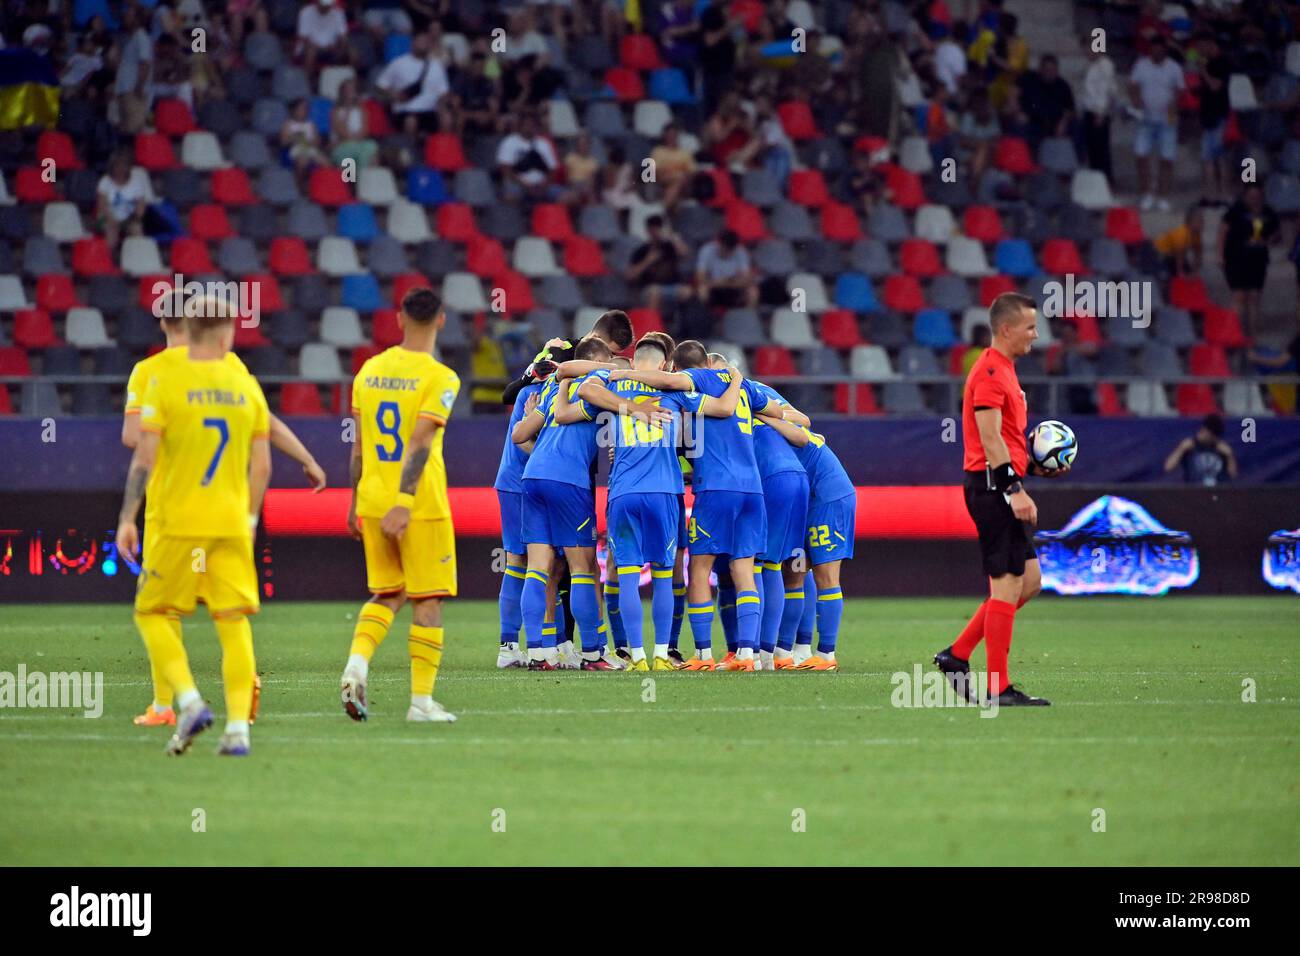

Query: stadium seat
[
  {"left": 583, "top": 101, "right": 626, "bottom": 139},
  {"left": 532, "top": 204, "right": 575, "bottom": 242},
  {"left": 868, "top": 204, "right": 910, "bottom": 244},
  {"left": 120, "top": 237, "right": 165, "bottom": 277},
  {"left": 256, "top": 166, "right": 300, "bottom": 207},
  {"left": 1038, "top": 137, "right": 1078, "bottom": 175},
  {"left": 42, "top": 203, "right": 85, "bottom": 243},
  {"left": 899, "top": 136, "right": 933, "bottom": 175},
  {"left": 170, "top": 238, "right": 215, "bottom": 274},
  {"left": 1169, "top": 275, "right": 1212, "bottom": 312},
  {"left": 1039, "top": 239, "right": 1086, "bottom": 275},
  {"left": 897, "top": 343, "right": 942, "bottom": 377},
  {"left": 962, "top": 206, "right": 1004, "bottom": 243},
  {"left": 753, "top": 345, "right": 797, "bottom": 377},
  {"left": 718, "top": 308, "right": 761, "bottom": 346},
  {"left": 724, "top": 200, "right": 772, "bottom": 243},
  {"left": 180, "top": 132, "right": 226, "bottom": 171},
  {"left": 882, "top": 165, "right": 926, "bottom": 209},
  {"left": 320, "top": 307, "right": 365, "bottom": 348},
  {"left": 1227, "top": 74, "right": 1258, "bottom": 111},
  {"left": 993, "top": 137, "right": 1037, "bottom": 174},
  {"left": 115, "top": 307, "right": 158, "bottom": 348},
  {"left": 899, "top": 239, "right": 943, "bottom": 277},
  {"left": 992, "top": 239, "right": 1037, "bottom": 278},
  {"left": 927, "top": 274, "right": 973, "bottom": 312},
  {"left": 14, "top": 308, "right": 59, "bottom": 349},
  {"left": 914, "top": 205, "right": 955, "bottom": 243},
  {"left": 244, "top": 274, "right": 284, "bottom": 311},
  {"left": 777, "top": 101, "right": 821, "bottom": 141},
  {"left": 36, "top": 130, "right": 83, "bottom": 170},
  {"left": 407, "top": 166, "right": 450, "bottom": 206},
  {"left": 133, "top": 132, "right": 177, "bottom": 171},
  {"left": 547, "top": 100, "right": 580, "bottom": 139},
  {"left": 1223, "top": 380, "right": 1270, "bottom": 417},
  {"left": 603, "top": 66, "right": 645, "bottom": 102},
  {"left": 913, "top": 309, "right": 957, "bottom": 349},
  {"left": 752, "top": 239, "right": 797, "bottom": 275},
  {"left": 190, "top": 204, "right": 236, "bottom": 240},
  {"left": 817, "top": 202, "right": 861, "bottom": 242},
  {"left": 817, "top": 309, "right": 863, "bottom": 349},
  {"left": 835, "top": 383, "right": 880, "bottom": 414},
  {"left": 308, "top": 168, "right": 353, "bottom": 207},
  {"left": 563, "top": 236, "right": 607, "bottom": 277},
  {"left": 848, "top": 238, "right": 892, "bottom": 277},
  {"left": 785, "top": 273, "right": 830, "bottom": 313},
  {"left": 318, "top": 237, "right": 363, "bottom": 276},
  {"left": 788, "top": 169, "right": 830, "bottom": 207},
  {"left": 577, "top": 205, "right": 620, "bottom": 244},
  {"left": 370, "top": 308, "right": 401, "bottom": 347},
  {"left": 512, "top": 237, "right": 560, "bottom": 278},
  {"left": 483, "top": 204, "right": 528, "bottom": 243},
  {"left": 700, "top": 167, "right": 737, "bottom": 208},
  {"left": 1087, "top": 237, "right": 1130, "bottom": 276},
  {"left": 1154, "top": 306, "right": 1197, "bottom": 347},
  {"left": 280, "top": 382, "right": 327, "bottom": 414},
  {"left": 353, "top": 167, "right": 399, "bottom": 208},
  {"left": 1189, "top": 343, "right": 1231, "bottom": 378},
  {"left": 23, "top": 237, "right": 64, "bottom": 275},
  {"left": 267, "top": 236, "right": 313, "bottom": 276},
  {"left": 464, "top": 234, "right": 507, "bottom": 277},
  {"left": 537, "top": 275, "right": 584, "bottom": 311},
  {"left": 882, "top": 275, "right": 925, "bottom": 313},
  {"left": 849, "top": 345, "right": 896, "bottom": 379},
  {"left": 337, "top": 204, "right": 380, "bottom": 244},
  {"left": 631, "top": 100, "right": 672, "bottom": 139},
  {"left": 620, "top": 33, "right": 665, "bottom": 70},
  {"left": 432, "top": 202, "right": 476, "bottom": 243},
  {"left": 298, "top": 343, "right": 343, "bottom": 382},
  {"left": 946, "top": 236, "right": 992, "bottom": 276},
  {"left": 20, "top": 380, "right": 61, "bottom": 416},
  {"left": 385, "top": 199, "right": 431, "bottom": 244},
  {"left": 1095, "top": 382, "right": 1126, "bottom": 417},
  {"left": 210, "top": 168, "right": 257, "bottom": 206},
  {"left": 1071, "top": 169, "right": 1114, "bottom": 209},
  {"left": 741, "top": 169, "right": 783, "bottom": 208},
  {"left": 365, "top": 235, "right": 409, "bottom": 278},
  {"left": 494, "top": 269, "right": 536, "bottom": 314},
  {"left": 66, "top": 307, "right": 112, "bottom": 347},
  {"left": 215, "top": 237, "right": 260, "bottom": 276},
  {"left": 1176, "top": 383, "right": 1220, "bottom": 416},
  {"left": 442, "top": 272, "right": 488, "bottom": 312},
  {"left": 977, "top": 275, "right": 1017, "bottom": 306},
  {"left": 960, "top": 307, "right": 990, "bottom": 342},
  {"left": 0, "top": 346, "right": 33, "bottom": 377},
  {"left": 15, "top": 167, "right": 57, "bottom": 203},
  {"left": 1104, "top": 207, "right": 1145, "bottom": 244},
  {"left": 833, "top": 272, "right": 879, "bottom": 313}
]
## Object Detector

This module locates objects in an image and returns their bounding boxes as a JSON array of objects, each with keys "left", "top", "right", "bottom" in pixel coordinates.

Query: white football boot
[{"left": 406, "top": 699, "right": 457, "bottom": 723}]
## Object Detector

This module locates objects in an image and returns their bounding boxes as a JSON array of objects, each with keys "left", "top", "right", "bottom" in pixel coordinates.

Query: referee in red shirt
[{"left": 935, "top": 293, "right": 1065, "bottom": 706}]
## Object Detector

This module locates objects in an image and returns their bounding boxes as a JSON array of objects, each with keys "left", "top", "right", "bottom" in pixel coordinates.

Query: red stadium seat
[
  {"left": 232, "top": 320, "right": 268, "bottom": 348},
  {"left": 308, "top": 167, "right": 353, "bottom": 206},
  {"left": 153, "top": 98, "right": 197, "bottom": 137},
  {"left": 0, "top": 385, "right": 12, "bottom": 414},
  {"left": 882, "top": 275, "right": 925, "bottom": 312},
  {"left": 434, "top": 202, "right": 478, "bottom": 241},
  {"left": 280, "top": 382, "right": 326, "bottom": 415},
  {"left": 362, "top": 98, "right": 393, "bottom": 137},
  {"left": 1071, "top": 312, "right": 1103, "bottom": 345},
  {"left": 819, "top": 309, "right": 863, "bottom": 349},
  {"left": 15, "top": 166, "right": 57, "bottom": 202},
  {"left": 0, "top": 347, "right": 33, "bottom": 377},
  {"left": 603, "top": 67, "right": 645, "bottom": 102},
  {"left": 1189, "top": 343, "right": 1230, "bottom": 377},
  {"left": 37, "top": 130, "right": 83, "bottom": 170},
  {"left": 210, "top": 168, "right": 257, "bottom": 205},
  {"left": 243, "top": 274, "right": 284, "bottom": 311},
  {"left": 465, "top": 235, "right": 507, "bottom": 277},
  {"left": 563, "top": 236, "right": 607, "bottom": 276},
  {"left": 723, "top": 199, "right": 770, "bottom": 243},
  {"left": 1105, "top": 207, "right": 1145, "bottom": 244},
  {"left": 371, "top": 308, "right": 401, "bottom": 346},
  {"left": 13, "top": 309, "right": 60, "bottom": 348},
  {"left": 628, "top": 308, "right": 664, "bottom": 341},
  {"left": 702, "top": 167, "right": 737, "bottom": 208},
  {"left": 139, "top": 274, "right": 172, "bottom": 309},
  {"left": 978, "top": 274, "right": 1017, "bottom": 305},
  {"left": 788, "top": 169, "right": 830, "bottom": 207},
  {"left": 835, "top": 383, "right": 880, "bottom": 414},
  {"left": 268, "top": 236, "right": 314, "bottom": 275},
  {"left": 71, "top": 237, "right": 118, "bottom": 276},
  {"left": 134, "top": 132, "right": 177, "bottom": 170},
  {"left": 189, "top": 204, "right": 235, "bottom": 240},
  {"left": 1176, "top": 384, "right": 1219, "bottom": 416},
  {"left": 424, "top": 132, "right": 469, "bottom": 171},
  {"left": 36, "top": 275, "right": 80, "bottom": 312},
  {"left": 1096, "top": 382, "right": 1126, "bottom": 416},
  {"left": 753, "top": 345, "right": 796, "bottom": 377},
  {"left": 777, "top": 101, "right": 820, "bottom": 140},
  {"left": 1169, "top": 275, "right": 1212, "bottom": 312},
  {"left": 993, "top": 136, "right": 1037, "bottom": 174},
  {"left": 853, "top": 134, "right": 890, "bottom": 159},
  {"left": 391, "top": 273, "right": 430, "bottom": 307},
  {"left": 170, "top": 238, "right": 215, "bottom": 273},
  {"left": 962, "top": 206, "right": 1004, "bottom": 242},
  {"left": 1039, "top": 238, "right": 1086, "bottom": 274},
  {"left": 899, "top": 239, "right": 943, "bottom": 277},
  {"left": 727, "top": 0, "right": 765, "bottom": 32},
  {"left": 531, "top": 203, "right": 574, "bottom": 241},
  {"left": 493, "top": 269, "right": 535, "bottom": 313},
  {"left": 620, "top": 34, "right": 665, "bottom": 71},
  {"left": 820, "top": 201, "right": 863, "bottom": 242},
  {"left": 351, "top": 343, "right": 382, "bottom": 374},
  {"left": 1202, "top": 305, "right": 1248, "bottom": 348},
  {"left": 882, "top": 165, "right": 926, "bottom": 209}
]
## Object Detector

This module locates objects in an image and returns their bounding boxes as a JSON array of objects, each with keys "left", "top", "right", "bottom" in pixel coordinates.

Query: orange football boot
[
  {"left": 249, "top": 675, "right": 262, "bottom": 725},
  {"left": 794, "top": 655, "right": 838, "bottom": 671},
  {"left": 772, "top": 655, "right": 799, "bottom": 670},
  {"left": 716, "top": 655, "right": 756, "bottom": 672},
  {"left": 682, "top": 656, "right": 716, "bottom": 671},
  {"left": 133, "top": 704, "right": 176, "bottom": 726}
]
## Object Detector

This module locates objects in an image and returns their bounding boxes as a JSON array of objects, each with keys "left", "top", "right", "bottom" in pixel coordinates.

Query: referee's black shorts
[{"left": 963, "top": 470, "right": 1037, "bottom": 578}]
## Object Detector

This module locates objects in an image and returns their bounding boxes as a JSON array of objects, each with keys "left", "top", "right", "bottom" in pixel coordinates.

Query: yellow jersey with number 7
[
  {"left": 351, "top": 346, "right": 460, "bottom": 520},
  {"left": 138, "top": 356, "right": 270, "bottom": 538}
]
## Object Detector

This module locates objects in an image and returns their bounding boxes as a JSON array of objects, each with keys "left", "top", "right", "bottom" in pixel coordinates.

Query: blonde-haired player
[
  {"left": 115, "top": 297, "right": 271, "bottom": 756},
  {"left": 122, "top": 295, "right": 326, "bottom": 727},
  {"left": 341, "top": 287, "right": 461, "bottom": 723}
]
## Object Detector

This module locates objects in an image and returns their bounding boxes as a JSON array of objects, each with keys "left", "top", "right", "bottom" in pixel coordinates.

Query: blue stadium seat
[
  {"left": 407, "top": 167, "right": 450, "bottom": 206},
  {"left": 913, "top": 309, "right": 957, "bottom": 349},
  {"left": 341, "top": 274, "right": 383, "bottom": 312},
  {"left": 309, "top": 97, "right": 333, "bottom": 139},
  {"left": 648, "top": 68, "right": 695, "bottom": 104},
  {"left": 834, "top": 272, "right": 879, "bottom": 313},
  {"left": 336, "top": 204, "right": 379, "bottom": 243},
  {"left": 994, "top": 239, "right": 1038, "bottom": 277}
]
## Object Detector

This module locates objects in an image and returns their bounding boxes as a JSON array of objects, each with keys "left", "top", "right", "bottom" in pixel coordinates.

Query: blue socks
[
  {"left": 816, "top": 586, "right": 843, "bottom": 654},
  {"left": 759, "top": 562, "right": 784, "bottom": 653},
  {"left": 669, "top": 584, "right": 686, "bottom": 650},
  {"left": 716, "top": 571, "right": 738, "bottom": 653},
  {"left": 570, "top": 572, "right": 602, "bottom": 653},
  {"left": 687, "top": 601, "right": 714, "bottom": 652},
  {"left": 616, "top": 568, "right": 644, "bottom": 650},
  {"left": 521, "top": 569, "right": 550, "bottom": 651},
  {"left": 797, "top": 572, "right": 816, "bottom": 649},
  {"left": 735, "top": 588, "right": 761, "bottom": 651},
  {"left": 651, "top": 569, "right": 675, "bottom": 650},
  {"left": 604, "top": 578, "right": 628, "bottom": 649},
  {"left": 777, "top": 578, "right": 804, "bottom": 652},
  {"left": 499, "top": 564, "right": 525, "bottom": 645}
]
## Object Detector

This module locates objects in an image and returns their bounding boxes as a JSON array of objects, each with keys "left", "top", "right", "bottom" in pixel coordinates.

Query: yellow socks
[
  {"left": 146, "top": 614, "right": 182, "bottom": 709},
  {"left": 214, "top": 614, "right": 257, "bottom": 725},
  {"left": 350, "top": 602, "right": 395, "bottom": 661},
  {"left": 135, "top": 612, "right": 196, "bottom": 701},
  {"left": 408, "top": 624, "right": 444, "bottom": 697}
]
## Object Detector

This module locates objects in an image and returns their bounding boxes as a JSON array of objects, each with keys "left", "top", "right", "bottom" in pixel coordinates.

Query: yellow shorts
[
  {"left": 360, "top": 517, "right": 457, "bottom": 598},
  {"left": 143, "top": 521, "right": 211, "bottom": 604},
  {"left": 135, "top": 535, "right": 260, "bottom": 617}
]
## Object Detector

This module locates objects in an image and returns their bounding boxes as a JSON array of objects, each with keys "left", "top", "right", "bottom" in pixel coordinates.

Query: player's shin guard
[
  {"left": 670, "top": 585, "right": 686, "bottom": 650},
  {"left": 796, "top": 573, "right": 816, "bottom": 648},
  {"left": 815, "top": 587, "right": 842, "bottom": 655},
  {"left": 135, "top": 612, "right": 197, "bottom": 700},
  {"left": 650, "top": 569, "right": 675, "bottom": 652},
  {"left": 984, "top": 599, "right": 1016, "bottom": 697},
  {"left": 570, "top": 573, "right": 603, "bottom": 653},
  {"left": 214, "top": 614, "right": 256, "bottom": 725},
  {"left": 615, "top": 568, "right": 644, "bottom": 651},
  {"left": 686, "top": 602, "right": 714, "bottom": 653},
  {"left": 777, "top": 584, "right": 804, "bottom": 652},
  {"left": 604, "top": 579, "right": 628, "bottom": 648},
  {"left": 408, "top": 624, "right": 444, "bottom": 697},
  {"left": 521, "top": 569, "right": 550, "bottom": 652},
  {"left": 759, "top": 562, "right": 784, "bottom": 653},
  {"left": 498, "top": 565, "right": 526, "bottom": 645},
  {"left": 350, "top": 601, "right": 395, "bottom": 661},
  {"left": 735, "top": 589, "right": 761, "bottom": 651}
]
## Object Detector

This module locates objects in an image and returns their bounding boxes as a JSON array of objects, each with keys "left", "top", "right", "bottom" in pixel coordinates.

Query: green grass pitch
[{"left": 2, "top": 597, "right": 1297, "bottom": 866}]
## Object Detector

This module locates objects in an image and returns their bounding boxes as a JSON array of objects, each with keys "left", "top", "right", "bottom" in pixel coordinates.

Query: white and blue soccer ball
[{"left": 1029, "top": 420, "right": 1078, "bottom": 472}]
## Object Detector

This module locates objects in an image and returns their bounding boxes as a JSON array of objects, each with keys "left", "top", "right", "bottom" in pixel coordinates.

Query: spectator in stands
[
  {"left": 501, "top": 53, "right": 564, "bottom": 113},
  {"left": 362, "top": 0, "right": 414, "bottom": 37},
  {"left": 600, "top": 144, "right": 637, "bottom": 211},
  {"left": 227, "top": 0, "right": 269, "bottom": 51},
  {"left": 1163, "top": 414, "right": 1239, "bottom": 485},
  {"left": 923, "top": 77, "right": 957, "bottom": 166},
  {"left": 843, "top": 147, "right": 885, "bottom": 216},
  {"left": 562, "top": 131, "right": 600, "bottom": 205},
  {"left": 696, "top": 228, "right": 758, "bottom": 309},
  {"left": 1194, "top": 32, "right": 1231, "bottom": 203},
  {"left": 96, "top": 150, "right": 147, "bottom": 250},
  {"left": 329, "top": 78, "right": 378, "bottom": 168},
  {"left": 1220, "top": 183, "right": 1280, "bottom": 337},
  {"left": 657, "top": 0, "right": 702, "bottom": 81},
  {"left": 295, "top": 0, "right": 350, "bottom": 76},
  {"left": 1079, "top": 32, "right": 1117, "bottom": 179},
  {"left": 649, "top": 123, "right": 696, "bottom": 210},
  {"left": 699, "top": 1, "right": 737, "bottom": 117},
  {"left": 931, "top": 22, "right": 968, "bottom": 96},
  {"left": 1153, "top": 205, "right": 1204, "bottom": 277},
  {"left": 703, "top": 93, "right": 756, "bottom": 170},
  {"left": 1133, "top": 0, "right": 1172, "bottom": 58},
  {"left": 1018, "top": 53, "right": 1074, "bottom": 149},
  {"left": 961, "top": 323, "right": 992, "bottom": 375},
  {"left": 1046, "top": 316, "right": 1100, "bottom": 414},
  {"left": 1129, "top": 36, "right": 1183, "bottom": 212},
  {"left": 958, "top": 89, "right": 1000, "bottom": 187},
  {"left": 61, "top": 31, "right": 107, "bottom": 96},
  {"left": 112, "top": 3, "right": 153, "bottom": 134},
  {"left": 1248, "top": 331, "right": 1299, "bottom": 415},
  {"left": 281, "top": 98, "right": 328, "bottom": 183},
  {"left": 448, "top": 46, "right": 500, "bottom": 136},
  {"left": 501, "top": 7, "right": 551, "bottom": 63},
  {"left": 497, "top": 113, "right": 559, "bottom": 202},
  {"left": 627, "top": 214, "right": 693, "bottom": 311},
  {"left": 149, "top": 33, "right": 192, "bottom": 109},
  {"left": 754, "top": 94, "right": 795, "bottom": 187},
  {"left": 846, "top": 7, "right": 899, "bottom": 139},
  {"left": 375, "top": 29, "right": 449, "bottom": 135},
  {"left": 986, "top": 13, "right": 1029, "bottom": 110}
]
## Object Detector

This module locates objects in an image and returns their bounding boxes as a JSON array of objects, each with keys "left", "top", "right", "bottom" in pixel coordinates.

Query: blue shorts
[
  {"left": 688, "top": 490, "right": 767, "bottom": 558},
  {"left": 608, "top": 492, "right": 680, "bottom": 568},
  {"left": 498, "top": 489, "right": 524, "bottom": 555},
  {"left": 677, "top": 494, "right": 687, "bottom": 548},
  {"left": 762, "top": 471, "right": 810, "bottom": 564},
  {"left": 1200, "top": 122, "right": 1226, "bottom": 161},
  {"left": 807, "top": 492, "right": 857, "bottom": 565},
  {"left": 522, "top": 478, "right": 596, "bottom": 549},
  {"left": 1134, "top": 119, "right": 1177, "bottom": 161}
]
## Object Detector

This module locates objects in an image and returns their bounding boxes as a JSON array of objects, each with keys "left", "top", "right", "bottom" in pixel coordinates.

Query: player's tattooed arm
[
  {"left": 758, "top": 414, "right": 811, "bottom": 446},
  {"left": 577, "top": 378, "right": 673, "bottom": 425},
  {"left": 381, "top": 417, "right": 438, "bottom": 540},
  {"left": 268, "top": 413, "right": 326, "bottom": 492},
  {"left": 115, "top": 430, "right": 159, "bottom": 558},
  {"left": 607, "top": 368, "right": 694, "bottom": 391}
]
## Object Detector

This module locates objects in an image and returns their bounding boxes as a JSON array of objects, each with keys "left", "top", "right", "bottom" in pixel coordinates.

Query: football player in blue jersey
[
  {"left": 608, "top": 340, "right": 787, "bottom": 670},
  {"left": 583, "top": 334, "right": 741, "bottom": 671}
]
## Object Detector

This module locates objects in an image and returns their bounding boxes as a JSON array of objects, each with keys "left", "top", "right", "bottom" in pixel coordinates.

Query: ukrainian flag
[{"left": 0, "top": 49, "right": 59, "bottom": 130}]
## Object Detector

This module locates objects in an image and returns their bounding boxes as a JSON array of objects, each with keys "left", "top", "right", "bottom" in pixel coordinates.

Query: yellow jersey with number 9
[
  {"left": 139, "top": 355, "right": 270, "bottom": 538},
  {"left": 351, "top": 346, "right": 460, "bottom": 520}
]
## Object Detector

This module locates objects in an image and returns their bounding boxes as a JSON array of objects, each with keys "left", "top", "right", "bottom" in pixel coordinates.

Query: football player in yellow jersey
[
  {"left": 121, "top": 303, "right": 327, "bottom": 728},
  {"left": 341, "top": 287, "right": 461, "bottom": 723},
  {"left": 115, "top": 297, "right": 272, "bottom": 756}
]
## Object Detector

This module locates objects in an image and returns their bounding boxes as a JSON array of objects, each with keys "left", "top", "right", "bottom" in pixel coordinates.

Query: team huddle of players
[{"left": 492, "top": 310, "right": 857, "bottom": 673}]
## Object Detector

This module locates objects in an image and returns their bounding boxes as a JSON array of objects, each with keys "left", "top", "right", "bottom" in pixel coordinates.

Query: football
[{"left": 1029, "top": 420, "right": 1078, "bottom": 472}]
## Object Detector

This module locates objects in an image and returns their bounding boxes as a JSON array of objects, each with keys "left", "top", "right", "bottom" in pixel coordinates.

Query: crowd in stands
[{"left": 0, "top": 0, "right": 1297, "bottom": 420}]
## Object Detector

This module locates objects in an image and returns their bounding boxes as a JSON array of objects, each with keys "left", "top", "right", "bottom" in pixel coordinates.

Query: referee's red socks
[
  {"left": 951, "top": 594, "right": 1030, "bottom": 661},
  {"left": 984, "top": 599, "right": 1017, "bottom": 696}
]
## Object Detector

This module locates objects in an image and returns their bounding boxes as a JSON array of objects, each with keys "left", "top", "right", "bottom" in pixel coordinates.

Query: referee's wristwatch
[{"left": 1005, "top": 480, "right": 1024, "bottom": 497}]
